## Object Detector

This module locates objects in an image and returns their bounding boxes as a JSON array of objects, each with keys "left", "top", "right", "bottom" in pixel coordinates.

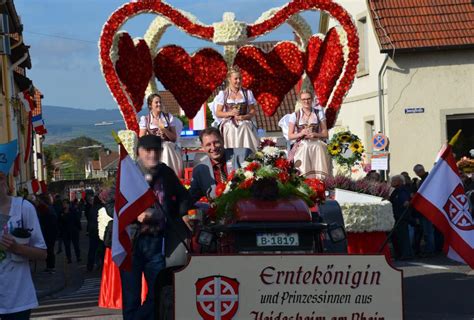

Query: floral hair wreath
[{"left": 98, "top": 0, "right": 359, "bottom": 133}]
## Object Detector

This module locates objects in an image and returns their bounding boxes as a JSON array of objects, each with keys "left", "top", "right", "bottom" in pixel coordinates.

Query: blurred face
[
  {"left": 228, "top": 72, "right": 241, "bottom": 89},
  {"left": 300, "top": 93, "right": 312, "bottom": 109},
  {"left": 149, "top": 96, "right": 162, "bottom": 115},
  {"left": 201, "top": 133, "right": 224, "bottom": 161},
  {"left": 391, "top": 178, "right": 401, "bottom": 188},
  {"left": 138, "top": 147, "right": 161, "bottom": 169},
  {"left": 414, "top": 168, "right": 424, "bottom": 178}
]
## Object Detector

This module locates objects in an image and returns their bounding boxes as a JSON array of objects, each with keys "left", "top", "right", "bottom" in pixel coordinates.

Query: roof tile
[{"left": 368, "top": 0, "right": 474, "bottom": 52}]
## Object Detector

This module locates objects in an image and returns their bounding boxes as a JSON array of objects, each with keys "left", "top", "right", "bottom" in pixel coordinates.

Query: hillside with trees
[{"left": 44, "top": 136, "right": 110, "bottom": 181}]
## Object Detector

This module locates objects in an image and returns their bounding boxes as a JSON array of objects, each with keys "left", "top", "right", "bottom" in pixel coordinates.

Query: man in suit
[{"left": 190, "top": 127, "right": 252, "bottom": 203}]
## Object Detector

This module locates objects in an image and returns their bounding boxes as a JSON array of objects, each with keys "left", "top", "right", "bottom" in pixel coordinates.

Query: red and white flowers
[{"left": 98, "top": 0, "right": 359, "bottom": 131}]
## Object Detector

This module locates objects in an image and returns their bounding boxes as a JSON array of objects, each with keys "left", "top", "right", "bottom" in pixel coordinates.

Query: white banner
[{"left": 175, "top": 255, "right": 403, "bottom": 320}]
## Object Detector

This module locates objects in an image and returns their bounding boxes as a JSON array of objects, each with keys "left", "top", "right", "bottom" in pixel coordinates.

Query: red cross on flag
[
  {"left": 112, "top": 143, "right": 156, "bottom": 271},
  {"left": 412, "top": 145, "right": 474, "bottom": 268}
]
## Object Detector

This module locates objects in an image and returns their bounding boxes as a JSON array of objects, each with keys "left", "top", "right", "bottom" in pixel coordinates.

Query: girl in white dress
[
  {"left": 139, "top": 93, "right": 183, "bottom": 178},
  {"left": 287, "top": 90, "right": 331, "bottom": 179},
  {"left": 215, "top": 67, "right": 259, "bottom": 152}
]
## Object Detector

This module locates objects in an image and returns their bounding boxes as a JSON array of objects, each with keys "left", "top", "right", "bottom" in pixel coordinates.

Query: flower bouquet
[{"left": 212, "top": 139, "right": 325, "bottom": 219}]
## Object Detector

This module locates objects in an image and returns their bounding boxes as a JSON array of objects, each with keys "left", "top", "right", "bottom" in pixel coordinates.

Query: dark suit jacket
[{"left": 189, "top": 148, "right": 252, "bottom": 203}]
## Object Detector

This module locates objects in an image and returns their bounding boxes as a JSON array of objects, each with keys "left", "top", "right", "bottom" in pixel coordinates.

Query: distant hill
[
  {"left": 43, "top": 105, "right": 123, "bottom": 125},
  {"left": 42, "top": 105, "right": 147, "bottom": 148}
]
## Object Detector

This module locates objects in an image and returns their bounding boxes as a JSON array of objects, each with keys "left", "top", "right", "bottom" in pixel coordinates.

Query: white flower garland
[
  {"left": 223, "top": 45, "right": 237, "bottom": 65},
  {"left": 340, "top": 201, "right": 395, "bottom": 233},
  {"left": 110, "top": 31, "right": 125, "bottom": 65},
  {"left": 97, "top": 207, "right": 112, "bottom": 241},
  {"left": 118, "top": 129, "right": 138, "bottom": 160},
  {"left": 325, "top": 26, "right": 350, "bottom": 109},
  {"left": 213, "top": 12, "right": 247, "bottom": 45},
  {"left": 144, "top": 16, "right": 172, "bottom": 95}
]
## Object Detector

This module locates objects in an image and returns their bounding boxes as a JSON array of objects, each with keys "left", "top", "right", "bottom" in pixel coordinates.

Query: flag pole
[
  {"left": 448, "top": 129, "right": 461, "bottom": 146},
  {"left": 111, "top": 131, "right": 122, "bottom": 144},
  {"left": 378, "top": 206, "right": 411, "bottom": 254}
]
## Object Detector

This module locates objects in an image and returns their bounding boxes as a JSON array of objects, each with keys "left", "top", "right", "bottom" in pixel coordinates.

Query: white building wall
[
  {"left": 327, "top": 1, "right": 388, "bottom": 170},
  {"left": 386, "top": 49, "right": 474, "bottom": 175}
]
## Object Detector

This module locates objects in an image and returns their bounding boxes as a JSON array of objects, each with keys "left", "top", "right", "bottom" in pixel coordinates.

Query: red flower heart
[
  {"left": 153, "top": 45, "right": 228, "bottom": 119},
  {"left": 305, "top": 28, "right": 344, "bottom": 108},
  {"left": 115, "top": 32, "right": 153, "bottom": 113},
  {"left": 99, "top": 0, "right": 359, "bottom": 130},
  {"left": 234, "top": 41, "right": 304, "bottom": 116}
]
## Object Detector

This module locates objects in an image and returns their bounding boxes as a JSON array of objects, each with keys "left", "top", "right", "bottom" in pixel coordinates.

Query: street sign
[
  {"left": 404, "top": 107, "right": 424, "bottom": 114},
  {"left": 372, "top": 133, "right": 388, "bottom": 151},
  {"left": 371, "top": 151, "right": 390, "bottom": 171}
]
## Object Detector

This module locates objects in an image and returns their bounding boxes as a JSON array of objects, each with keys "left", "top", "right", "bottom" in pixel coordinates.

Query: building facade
[
  {"left": 325, "top": 0, "right": 474, "bottom": 176},
  {"left": 0, "top": 0, "right": 47, "bottom": 194}
]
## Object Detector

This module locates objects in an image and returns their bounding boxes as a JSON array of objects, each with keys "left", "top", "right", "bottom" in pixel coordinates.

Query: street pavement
[
  {"left": 394, "top": 256, "right": 474, "bottom": 320},
  {"left": 31, "top": 219, "right": 122, "bottom": 320},
  {"left": 29, "top": 224, "right": 474, "bottom": 319}
]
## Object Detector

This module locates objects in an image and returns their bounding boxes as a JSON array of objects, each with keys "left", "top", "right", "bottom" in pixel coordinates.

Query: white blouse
[
  {"left": 215, "top": 89, "right": 257, "bottom": 106},
  {"left": 139, "top": 112, "right": 175, "bottom": 130},
  {"left": 288, "top": 107, "right": 326, "bottom": 126}
]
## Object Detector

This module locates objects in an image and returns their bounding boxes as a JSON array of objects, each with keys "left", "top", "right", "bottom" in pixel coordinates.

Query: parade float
[
  {"left": 326, "top": 130, "right": 395, "bottom": 259},
  {"left": 98, "top": 1, "right": 402, "bottom": 319}
]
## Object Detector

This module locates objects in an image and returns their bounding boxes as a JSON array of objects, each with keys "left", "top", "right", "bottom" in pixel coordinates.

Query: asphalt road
[{"left": 394, "top": 256, "right": 474, "bottom": 320}]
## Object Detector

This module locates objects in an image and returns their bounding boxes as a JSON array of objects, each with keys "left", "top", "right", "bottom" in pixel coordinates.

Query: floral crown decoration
[{"left": 98, "top": 0, "right": 359, "bottom": 133}]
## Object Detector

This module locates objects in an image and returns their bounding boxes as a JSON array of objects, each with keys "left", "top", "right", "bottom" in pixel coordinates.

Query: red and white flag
[
  {"left": 412, "top": 145, "right": 474, "bottom": 268},
  {"left": 26, "top": 178, "right": 40, "bottom": 194},
  {"left": 18, "top": 90, "right": 35, "bottom": 113},
  {"left": 112, "top": 143, "right": 156, "bottom": 271},
  {"left": 19, "top": 90, "right": 35, "bottom": 163}
]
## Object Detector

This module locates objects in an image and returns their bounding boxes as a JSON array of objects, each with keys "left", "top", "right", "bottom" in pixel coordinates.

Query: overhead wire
[{"left": 23, "top": 30, "right": 222, "bottom": 49}]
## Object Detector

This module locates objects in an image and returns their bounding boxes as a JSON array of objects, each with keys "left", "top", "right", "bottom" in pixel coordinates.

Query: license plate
[{"left": 256, "top": 233, "right": 299, "bottom": 247}]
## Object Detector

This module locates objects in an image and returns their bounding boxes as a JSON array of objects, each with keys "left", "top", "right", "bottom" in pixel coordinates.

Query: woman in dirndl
[
  {"left": 215, "top": 67, "right": 259, "bottom": 152},
  {"left": 139, "top": 93, "right": 183, "bottom": 178},
  {"left": 287, "top": 90, "right": 331, "bottom": 179}
]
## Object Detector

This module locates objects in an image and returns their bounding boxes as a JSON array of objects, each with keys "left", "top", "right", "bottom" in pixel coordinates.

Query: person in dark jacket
[
  {"left": 60, "top": 199, "right": 81, "bottom": 263},
  {"left": 36, "top": 193, "right": 58, "bottom": 272},
  {"left": 86, "top": 195, "right": 102, "bottom": 271},
  {"left": 413, "top": 164, "right": 437, "bottom": 255},
  {"left": 105, "top": 134, "right": 191, "bottom": 320},
  {"left": 389, "top": 175, "right": 413, "bottom": 260},
  {"left": 53, "top": 195, "right": 64, "bottom": 254}
]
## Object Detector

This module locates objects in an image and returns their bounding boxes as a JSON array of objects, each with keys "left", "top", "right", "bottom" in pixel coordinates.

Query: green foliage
[
  {"left": 175, "top": 104, "right": 214, "bottom": 130},
  {"left": 44, "top": 136, "right": 105, "bottom": 181},
  {"left": 176, "top": 115, "right": 189, "bottom": 129}
]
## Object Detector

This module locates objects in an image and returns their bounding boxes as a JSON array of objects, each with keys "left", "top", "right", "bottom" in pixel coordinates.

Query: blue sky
[{"left": 15, "top": 0, "right": 320, "bottom": 110}]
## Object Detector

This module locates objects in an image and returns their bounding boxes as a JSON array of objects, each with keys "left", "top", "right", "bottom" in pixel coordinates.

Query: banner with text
[{"left": 174, "top": 255, "right": 403, "bottom": 320}]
